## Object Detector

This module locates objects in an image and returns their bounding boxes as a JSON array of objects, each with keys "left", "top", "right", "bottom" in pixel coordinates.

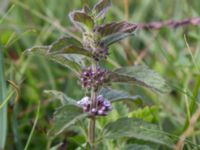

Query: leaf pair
[
  {"left": 28, "top": 43, "right": 170, "bottom": 93},
  {"left": 69, "top": 0, "right": 137, "bottom": 47},
  {"left": 45, "top": 90, "right": 174, "bottom": 148},
  {"left": 69, "top": 0, "right": 112, "bottom": 32},
  {"left": 45, "top": 87, "right": 141, "bottom": 136}
]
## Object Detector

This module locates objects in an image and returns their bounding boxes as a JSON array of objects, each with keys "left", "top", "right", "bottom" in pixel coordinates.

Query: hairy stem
[
  {"left": 88, "top": 63, "right": 97, "bottom": 149},
  {"left": 89, "top": 115, "right": 96, "bottom": 149}
]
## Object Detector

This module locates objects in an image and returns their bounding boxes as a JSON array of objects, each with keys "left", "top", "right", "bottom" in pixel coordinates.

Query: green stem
[
  {"left": 88, "top": 63, "right": 97, "bottom": 149},
  {"left": 89, "top": 117, "right": 96, "bottom": 149}
]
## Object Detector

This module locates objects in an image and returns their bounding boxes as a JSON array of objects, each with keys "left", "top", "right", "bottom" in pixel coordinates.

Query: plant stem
[
  {"left": 89, "top": 116, "right": 96, "bottom": 149},
  {"left": 88, "top": 89, "right": 97, "bottom": 149},
  {"left": 88, "top": 63, "right": 97, "bottom": 149}
]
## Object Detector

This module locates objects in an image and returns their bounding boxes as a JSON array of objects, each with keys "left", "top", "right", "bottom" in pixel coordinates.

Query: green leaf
[
  {"left": 30, "top": 36, "right": 91, "bottom": 57},
  {"left": 103, "top": 118, "right": 174, "bottom": 148},
  {"left": 99, "top": 87, "right": 141, "bottom": 103},
  {"left": 69, "top": 10, "right": 94, "bottom": 31},
  {"left": 26, "top": 46, "right": 86, "bottom": 73},
  {"left": 44, "top": 90, "right": 77, "bottom": 105},
  {"left": 96, "top": 22, "right": 137, "bottom": 37},
  {"left": 95, "top": 22, "right": 137, "bottom": 46},
  {"left": 0, "top": 47, "right": 7, "bottom": 149},
  {"left": 58, "top": 45, "right": 92, "bottom": 57},
  {"left": 101, "top": 32, "right": 135, "bottom": 47},
  {"left": 93, "top": 0, "right": 112, "bottom": 19},
  {"left": 123, "top": 144, "right": 154, "bottom": 150},
  {"left": 108, "top": 65, "right": 170, "bottom": 93},
  {"left": 83, "top": 5, "right": 91, "bottom": 14},
  {"left": 50, "top": 36, "right": 82, "bottom": 52},
  {"left": 50, "top": 104, "right": 87, "bottom": 136}
]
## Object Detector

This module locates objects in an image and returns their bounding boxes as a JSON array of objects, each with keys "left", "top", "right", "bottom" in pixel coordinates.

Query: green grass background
[{"left": 0, "top": 0, "right": 200, "bottom": 149}]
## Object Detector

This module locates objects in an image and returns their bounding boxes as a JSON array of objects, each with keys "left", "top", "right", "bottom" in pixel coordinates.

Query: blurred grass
[
  {"left": 0, "top": 0, "right": 200, "bottom": 149},
  {"left": 0, "top": 44, "right": 7, "bottom": 150}
]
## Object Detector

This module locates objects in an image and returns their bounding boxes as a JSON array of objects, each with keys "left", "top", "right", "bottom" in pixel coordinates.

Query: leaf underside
[
  {"left": 99, "top": 87, "right": 141, "bottom": 103},
  {"left": 100, "top": 32, "right": 135, "bottom": 47},
  {"left": 44, "top": 90, "right": 77, "bottom": 105},
  {"left": 26, "top": 46, "right": 86, "bottom": 73},
  {"left": 93, "top": 0, "right": 112, "bottom": 19}
]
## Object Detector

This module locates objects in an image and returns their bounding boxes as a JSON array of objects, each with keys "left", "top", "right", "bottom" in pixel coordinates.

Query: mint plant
[{"left": 27, "top": 0, "right": 173, "bottom": 149}]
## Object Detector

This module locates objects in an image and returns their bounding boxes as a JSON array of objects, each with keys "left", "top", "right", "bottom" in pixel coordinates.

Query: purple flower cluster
[
  {"left": 77, "top": 95, "right": 112, "bottom": 116},
  {"left": 80, "top": 67, "right": 107, "bottom": 90},
  {"left": 93, "top": 47, "right": 109, "bottom": 61}
]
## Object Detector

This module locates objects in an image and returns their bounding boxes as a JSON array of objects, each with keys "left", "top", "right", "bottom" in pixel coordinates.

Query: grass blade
[
  {"left": 24, "top": 101, "right": 40, "bottom": 150},
  {"left": 0, "top": 47, "right": 7, "bottom": 149}
]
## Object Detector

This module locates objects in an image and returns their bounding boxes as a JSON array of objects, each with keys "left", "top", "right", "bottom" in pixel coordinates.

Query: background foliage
[{"left": 0, "top": 0, "right": 200, "bottom": 149}]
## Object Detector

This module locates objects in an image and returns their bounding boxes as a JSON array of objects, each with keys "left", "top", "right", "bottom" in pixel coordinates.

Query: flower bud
[{"left": 93, "top": 47, "right": 109, "bottom": 61}]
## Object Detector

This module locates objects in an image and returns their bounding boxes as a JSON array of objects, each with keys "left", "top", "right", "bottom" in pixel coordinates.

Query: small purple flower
[
  {"left": 80, "top": 67, "right": 107, "bottom": 90},
  {"left": 91, "top": 108, "right": 97, "bottom": 113},
  {"left": 77, "top": 95, "right": 112, "bottom": 116},
  {"left": 97, "top": 110, "right": 104, "bottom": 115},
  {"left": 101, "top": 106, "right": 106, "bottom": 111},
  {"left": 97, "top": 95, "right": 104, "bottom": 103}
]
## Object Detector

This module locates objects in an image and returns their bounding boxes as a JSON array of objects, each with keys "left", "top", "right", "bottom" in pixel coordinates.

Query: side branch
[{"left": 136, "top": 17, "right": 200, "bottom": 30}]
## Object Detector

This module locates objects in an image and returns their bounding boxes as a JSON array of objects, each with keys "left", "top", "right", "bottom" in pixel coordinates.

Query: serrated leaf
[
  {"left": 108, "top": 65, "right": 170, "bottom": 93},
  {"left": 26, "top": 46, "right": 86, "bottom": 73},
  {"left": 50, "top": 104, "right": 87, "bottom": 136},
  {"left": 58, "top": 45, "right": 92, "bottom": 57},
  {"left": 99, "top": 87, "right": 141, "bottom": 103},
  {"left": 30, "top": 37, "right": 91, "bottom": 57},
  {"left": 44, "top": 90, "right": 77, "bottom": 105},
  {"left": 103, "top": 118, "right": 174, "bottom": 148},
  {"left": 101, "top": 32, "right": 135, "bottom": 47},
  {"left": 95, "top": 22, "right": 137, "bottom": 46},
  {"left": 50, "top": 36, "right": 82, "bottom": 52},
  {"left": 69, "top": 11, "right": 94, "bottom": 31},
  {"left": 123, "top": 144, "right": 154, "bottom": 150},
  {"left": 96, "top": 22, "right": 137, "bottom": 37},
  {"left": 93, "top": 0, "right": 111, "bottom": 19}
]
